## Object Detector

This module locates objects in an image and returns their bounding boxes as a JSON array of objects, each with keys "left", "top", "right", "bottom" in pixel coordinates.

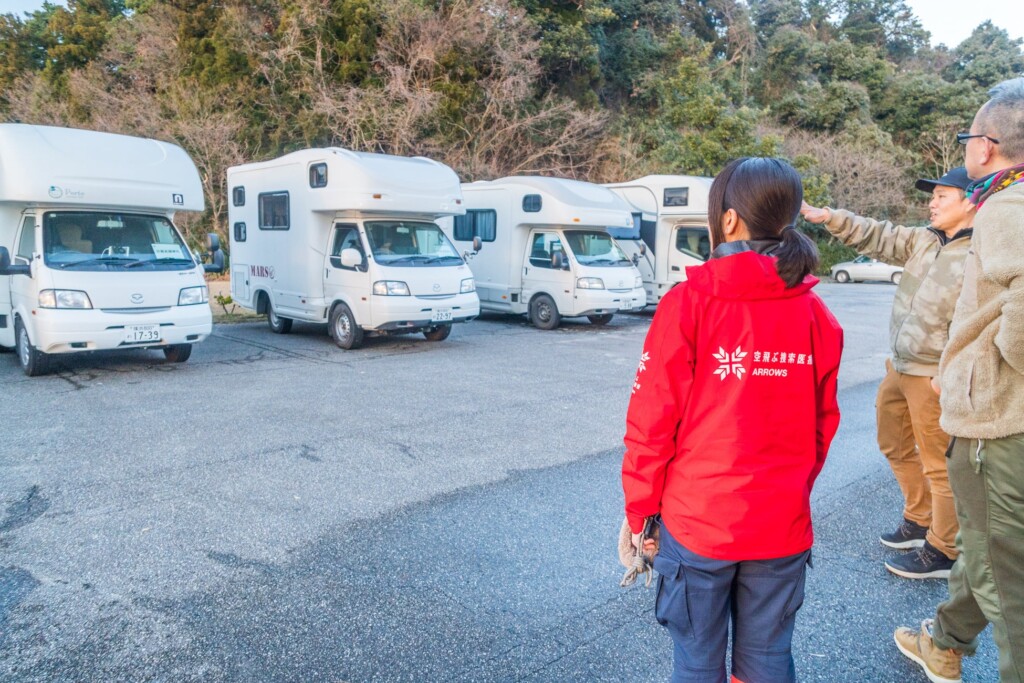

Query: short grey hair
[{"left": 979, "top": 77, "right": 1024, "bottom": 162}]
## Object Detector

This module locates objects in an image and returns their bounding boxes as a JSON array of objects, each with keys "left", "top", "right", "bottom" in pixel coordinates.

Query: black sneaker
[
  {"left": 885, "top": 542, "right": 955, "bottom": 580},
  {"left": 880, "top": 519, "right": 928, "bottom": 549}
]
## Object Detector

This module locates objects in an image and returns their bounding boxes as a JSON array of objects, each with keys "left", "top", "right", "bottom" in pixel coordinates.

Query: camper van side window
[
  {"left": 258, "top": 192, "right": 290, "bottom": 230},
  {"left": 522, "top": 194, "right": 542, "bottom": 212},
  {"left": 330, "top": 225, "right": 364, "bottom": 271},
  {"left": 675, "top": 227, "right": 710, "bottom": 261},
  {"left": 453, "top": 209, "right": 497, "bottom": 242},
  {"left": 232, "top": 186, "right": 245, "bottom": 206},
  {"left": 664, "top": 187, "right": 689, "bottom": 207},
  {"left": 309, "top": 163, "right": 328, "bottom": 188},
  {"left": 234, "top": 222, "right": 247, "bottom": 242},
  {"left": 16, "top": 216, "right": 36, "bottom": 261}
]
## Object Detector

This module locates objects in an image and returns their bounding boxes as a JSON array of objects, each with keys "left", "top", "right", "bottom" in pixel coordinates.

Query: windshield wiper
[
  {"left": 58, "top": 257, "right": 142, "bottom": 269},
  {"left": 424, "top": 255, "right": 461, "bottom": 264},
  {"left": 125, "top": 258, "right": 195, "bottom": 269}
]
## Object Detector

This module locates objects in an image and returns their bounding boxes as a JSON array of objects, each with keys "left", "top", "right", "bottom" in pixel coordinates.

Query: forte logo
[
  {"left": 250, "top": 264, "right": 276, "bottom": 279},
  {"left": 47, "top": 185, "right": 86, "bottom": 199}
]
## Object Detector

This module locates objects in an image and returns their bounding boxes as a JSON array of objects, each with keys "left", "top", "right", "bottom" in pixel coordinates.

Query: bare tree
[{"left": 779, "top": 126, "right": 920, "bottom": 222}]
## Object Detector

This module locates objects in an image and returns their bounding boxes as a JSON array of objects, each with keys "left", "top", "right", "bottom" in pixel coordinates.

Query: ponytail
[
  {"left": 775, "top": 225, "right": 819, "bottom": 288},
  {"left": 709, "top": 158, "right": 820, "bottom": 288}
]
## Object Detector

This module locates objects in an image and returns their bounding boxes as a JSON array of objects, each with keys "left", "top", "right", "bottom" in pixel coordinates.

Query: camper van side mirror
[
  {"left": 203, "top": 232, "right": 225, "bottom": 274},
  {"left": 0, "top": 247, "right": 30, "bottom": 277},
  {"left": 340, "top": 248, "right": 363, "bottom": 269},
  {"left": 462, "top": 236, "right": 483, "bottom": 261},
  {"left": 639, "top": 243, "right": 647, "bottom": 257},
  {"left": 631, "top": 253, "right": 640, "bottom": 265},
  {"left": 551, "top": 252, "right": 565, "bottom": 269}
]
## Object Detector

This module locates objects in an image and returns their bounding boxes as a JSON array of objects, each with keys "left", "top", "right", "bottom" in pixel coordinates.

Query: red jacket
[{"left": 622, "top": 249, "right": 843, "bottom": 560}]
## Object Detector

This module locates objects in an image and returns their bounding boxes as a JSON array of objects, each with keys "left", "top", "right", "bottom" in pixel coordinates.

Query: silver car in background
[{"left": 831, "top": 255, "right": 903, "bottom": 284}]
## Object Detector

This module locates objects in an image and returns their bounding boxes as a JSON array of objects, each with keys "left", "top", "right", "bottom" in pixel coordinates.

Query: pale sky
[{"left": 0, "top": 0, "right": 1021, "bottom": 50}]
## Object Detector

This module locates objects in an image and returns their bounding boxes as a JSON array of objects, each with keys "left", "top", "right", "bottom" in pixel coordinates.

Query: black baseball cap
[{"left": 916, "top": 167, "right": 970, "bottom": 193}]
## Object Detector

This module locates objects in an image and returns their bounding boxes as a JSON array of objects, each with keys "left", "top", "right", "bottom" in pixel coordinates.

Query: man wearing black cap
[{"left": 801, "top": 168, "right": 975, "bottom": 579}]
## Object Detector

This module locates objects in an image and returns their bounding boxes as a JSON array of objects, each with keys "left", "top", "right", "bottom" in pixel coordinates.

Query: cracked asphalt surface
[{"left": 0, "top": 283, "right": 999, "bottom": 682}]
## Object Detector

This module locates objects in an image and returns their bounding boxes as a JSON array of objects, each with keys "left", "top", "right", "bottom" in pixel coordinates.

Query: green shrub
[{"left": 815, "top": 237, "right": 858, "bottom": 277}]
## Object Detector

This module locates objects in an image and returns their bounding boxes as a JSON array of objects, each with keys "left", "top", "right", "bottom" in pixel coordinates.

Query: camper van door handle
[
  {"left": 671, "top": 266, "right": 680, "bottom": 271},
  {"left": 325, "top": 268, "right": 329, "bottom": 279}
]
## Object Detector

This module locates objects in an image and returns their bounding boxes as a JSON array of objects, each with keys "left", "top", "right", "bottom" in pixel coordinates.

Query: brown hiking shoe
[{"left": 894, "top": 619, "right": 963, "bottom": 683}]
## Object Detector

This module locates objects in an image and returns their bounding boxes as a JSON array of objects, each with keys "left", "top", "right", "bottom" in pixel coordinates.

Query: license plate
[
  {"left": 124, "top": 325, "right": 161, "bottom": 343},
  {"left": 620, "top": 300, "right": 634, "bottom": 311},
  {"left": 431, "top": 308, "right": 453, "bottom": 323}
]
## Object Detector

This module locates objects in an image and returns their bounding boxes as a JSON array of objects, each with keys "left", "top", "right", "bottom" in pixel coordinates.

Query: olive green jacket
[
  {"left": 825, "top": 210, "right": 972, "bottom": 377},
  {"left": 939, "top": 183, "right": 1024, "bottom": 439}
]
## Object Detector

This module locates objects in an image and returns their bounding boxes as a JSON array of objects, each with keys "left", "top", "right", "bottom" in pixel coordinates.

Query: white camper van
[
  {"left": 226, "top": 149, "right": 479, "bottom": 349},
  {"left": 0, "top": 124, "right": 221, "bottom": 376},
  {"left": 605, "top": 175, "right": 713, "bottom": 306},
  {"left": 445, "top": 177, "right": 646, "bottom": 329}
]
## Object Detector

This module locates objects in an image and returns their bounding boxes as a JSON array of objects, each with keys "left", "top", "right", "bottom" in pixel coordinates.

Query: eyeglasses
[{"left": 957, "top": 132, "right": 1000, "bottom": 145}]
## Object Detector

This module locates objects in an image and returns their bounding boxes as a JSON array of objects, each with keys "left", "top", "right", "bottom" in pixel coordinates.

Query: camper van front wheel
[
  {"left": 423, "top": 324, "right": 452, "bottom": 342},
  {"left": 529, "top": 294, "right": 561, "bottom": 331},
  {"left": 15, "top": 318, "right": 50, "bottom": 377},
  {"left": 163, "top": 344, "right": 193, "bottom": 363},
  {"left": 329, "top": 303, "right": 363, "bottom": 350}
]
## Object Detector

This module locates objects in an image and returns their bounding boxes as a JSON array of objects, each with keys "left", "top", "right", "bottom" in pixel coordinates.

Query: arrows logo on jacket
[{"left": 713, "top": 347, "right": 747, "bottom": 380}]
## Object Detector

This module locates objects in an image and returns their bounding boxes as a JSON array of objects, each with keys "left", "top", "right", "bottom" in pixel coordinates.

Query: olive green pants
[{"left": 932, "top": 434, "right": 1024, "bottom": 683}]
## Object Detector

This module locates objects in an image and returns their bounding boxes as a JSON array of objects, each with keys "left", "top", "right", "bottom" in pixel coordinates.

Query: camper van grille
[{"left": 101, "top": 307, "right": 172, "bottom": 314}]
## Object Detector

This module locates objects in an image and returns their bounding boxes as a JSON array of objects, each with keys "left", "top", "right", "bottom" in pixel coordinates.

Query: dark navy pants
[{"left": 653, "top": 524, "right": 811, "bottom": 683}]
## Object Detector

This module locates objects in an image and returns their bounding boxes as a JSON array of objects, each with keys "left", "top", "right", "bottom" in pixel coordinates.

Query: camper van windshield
[
  {"left": 42, "top": 212, "right": 195, "bottom": 271},
  {"left": 364, "top": 220, "right": 462, "bottom": 266},
  {"left": 563, "top": 230, "right": 631, "bottom": 267}
]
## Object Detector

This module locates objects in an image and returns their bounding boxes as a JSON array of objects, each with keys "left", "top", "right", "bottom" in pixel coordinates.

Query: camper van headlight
[
  {"left": 373, "top": 280, "right": 411, "bottom": 296},
  {"left": 576, "top": 277, "right": 605, "bottom": 290},
  {"left": 178, "top": 286, "right": 209, "bottom": 306},
  {"left": 634, "top": 275, "right": 643, "bottom": 289},
  {"left": 460, "top": 278, "right": 476, "bottom": 293},
  {"left": 39, "top": 289, "right": 93, "bottom": 309}
]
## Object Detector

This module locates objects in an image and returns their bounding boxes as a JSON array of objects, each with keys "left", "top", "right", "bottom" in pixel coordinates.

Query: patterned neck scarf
[{"left": 968, "top": 161, "right": 1024, "bottom": 208}]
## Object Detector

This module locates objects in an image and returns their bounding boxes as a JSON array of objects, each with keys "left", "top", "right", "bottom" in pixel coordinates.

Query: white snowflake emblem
[
  {"left": 631, "top": 351, "right": 651, "bottom": 394},
  {"left": 713, "top": 346, "right": 747, "bottom": 380},
  {"left": 637, "top": 351, "right": 650, "bottom": 374}
]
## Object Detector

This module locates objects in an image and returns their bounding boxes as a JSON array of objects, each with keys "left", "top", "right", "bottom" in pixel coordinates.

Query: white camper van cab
[
  {"left": 445, "top": 177, "right": 646, "bottom": 329},
  {"left": 227, "top": 149, "right": 479, "bottom": 349},
  {"left": 605, "top": 175, "right": 712, "bottom": 306},
  {"left": 0, "top": 124, "right": 221, "bottom": 376}
]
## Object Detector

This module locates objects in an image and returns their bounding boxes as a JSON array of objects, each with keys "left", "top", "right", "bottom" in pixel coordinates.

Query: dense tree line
[{"left": 1, "top": 0, "right": 1021, "bottom": 263}]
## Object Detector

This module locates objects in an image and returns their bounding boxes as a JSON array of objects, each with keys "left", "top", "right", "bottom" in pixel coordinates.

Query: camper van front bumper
[
  {"left": 574, "top": 286, "right": 647, "bottom": 315},
  {"left": 30, "top": 306, "right": 213, "bottom": 354},
  {"left": 370, "top": 293, "right": 480, "bottom": 330}
]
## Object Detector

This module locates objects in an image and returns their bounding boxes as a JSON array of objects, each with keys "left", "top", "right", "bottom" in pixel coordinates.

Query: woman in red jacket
[{"left": 622, "top": 157, "right": 843, "bottom": 683}]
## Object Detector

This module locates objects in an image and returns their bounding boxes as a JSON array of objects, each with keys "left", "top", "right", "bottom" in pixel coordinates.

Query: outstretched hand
[{"left": 800, "top": 201, "right": 831, "bottom": 225}]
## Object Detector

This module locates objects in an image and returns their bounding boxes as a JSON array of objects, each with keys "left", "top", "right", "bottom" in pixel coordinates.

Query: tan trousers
[{"left": 876, "top": 360, "right": 958, "bottom": 559}]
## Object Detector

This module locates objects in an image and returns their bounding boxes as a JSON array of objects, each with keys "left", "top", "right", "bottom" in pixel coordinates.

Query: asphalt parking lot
[{"left": 0, "top": 282, "right": 999, "bottom": 682}]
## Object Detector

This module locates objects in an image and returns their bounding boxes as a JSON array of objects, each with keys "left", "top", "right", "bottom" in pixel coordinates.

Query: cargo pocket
[{"left": 653, "top": 554, "right": 688, "bottom": 631}]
